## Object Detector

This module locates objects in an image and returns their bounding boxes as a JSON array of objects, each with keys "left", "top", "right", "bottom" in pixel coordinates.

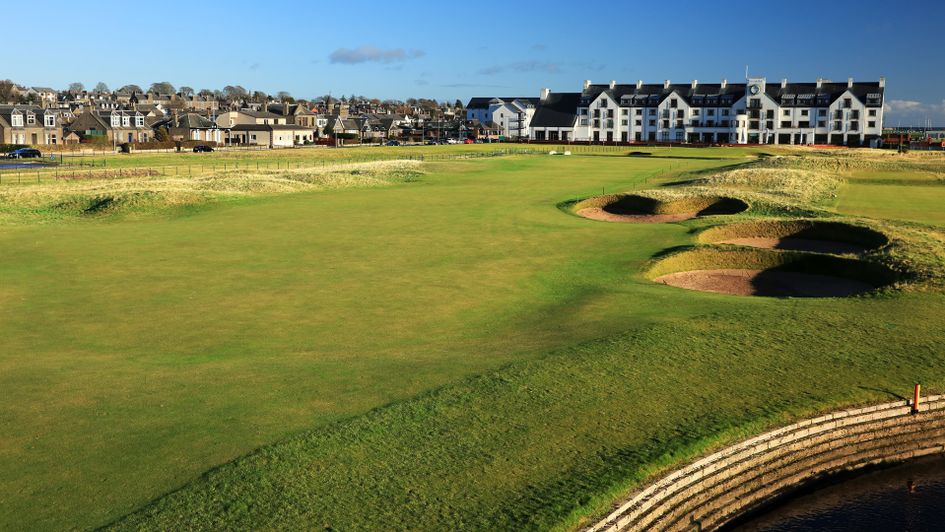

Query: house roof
[
  {"left": 466, "top": 97, "right": 540, "bottom": 110},
  {"left": 230, "top": 123, "right": 316, "bottom": 131},
  {"left": 530, "top": 92, "right": 582, "bottom": 128}
]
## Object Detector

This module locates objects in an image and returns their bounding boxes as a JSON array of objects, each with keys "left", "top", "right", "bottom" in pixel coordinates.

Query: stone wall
[{"left": 587, "top": 394, "right": 945, "bottom": 531}]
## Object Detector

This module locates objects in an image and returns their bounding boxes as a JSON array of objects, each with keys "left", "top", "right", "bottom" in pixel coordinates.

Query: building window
[
  {"left": 648, "top": 119, "right": 656, "bottom": 127},
  {"left": 135, "top": 116, "right": 144, "bottom": 127},
  {"left": 635, "top": 109, "right": 642, "bottom": 116},
  {"left": 868, "top": 121, "right": 876, "bottom": 128},
  {"left": 868, "top": 109, "right": 877, "bottom": 117},
  {"left": 692, "top": 109, "right": 700, "bottom": 116},
  {"left": 44, "top": 114, "right": 55, "bottom": 127},
  {"left": 707, "top": 109, "right": 715, "bottom": 116},
  {"left": 621, "top": 109, "right": 628, "bottom": 116},
  {"left": 599, "top": 99, "right": 607, "bottom": 108},
  {"left": 670, "top": 99, "right": 678, "bottom": 108},
  {"left": 818, "top": 120, "right": 826, "bottom": 128},
  {"left": 844, "top": 98, "right": 852, "bottom": 108},
  {"left": 606, "top": 109, "right": 614, "bottom": 118},
  {"left": 648, "top": 109, "right": 656, "bottom": 116},
  {"left": 722, "top": 109, "right": 729, "bottom": 116},
  {"left": 782, "top": 109, "right": 790, "bottom": 116},
  {"left": 635, "top": 119, "right": 642, "bottom": 126},
  {"left": 833, "top": 121, "right": 842, "bottom": 131},
  {"left": 26, "top": 114, "right": 36, "bottom": 125},
  {"left": 818, "top": 109, "right": 827, "bottom": 116},
  {"left": 11, "top": 113, "right": 23, "bottom": 127},
  {"left": 849, "top": 121, "right": 859, "bottom": 131},
  {"left": 801, "top": 109, "right": 809, "bottom": 116},
  {"left": 621, "top": 119, "right": 628, "bottom": 126}
]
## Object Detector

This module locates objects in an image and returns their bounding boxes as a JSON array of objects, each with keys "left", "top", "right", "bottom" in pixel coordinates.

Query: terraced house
[
  {"left": 0, "top": 105, "right": 63, "bottom": 145},
  {"left": 67, "top": 109, "right": 152, "bottom": 143},
  {"left": 531, "top": 77, "right": 885, "bottom": 146}
]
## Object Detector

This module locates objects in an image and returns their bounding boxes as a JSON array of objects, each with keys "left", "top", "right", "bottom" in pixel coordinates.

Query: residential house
[
  {"left": 529, "top": 89, "right": 581, "bottom": 142},
  {"left": 0, "top": 105, "right": 64, "bottom": 145},
  {"left": 465, "top": 96, "right": 540, "bottom": 138},
  {"left": 67, "top": 109, "right": 152, "bottom": 143},
  {"left": 152, "top": 113, "right": 224, "bottom": 144}
]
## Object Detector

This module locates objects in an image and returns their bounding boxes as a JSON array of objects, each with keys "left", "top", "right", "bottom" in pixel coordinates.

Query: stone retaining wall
[{"left": 587, "top": 394, "right": 945, "bottom": 531}]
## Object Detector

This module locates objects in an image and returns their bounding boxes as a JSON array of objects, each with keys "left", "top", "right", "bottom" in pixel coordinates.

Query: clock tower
[{"left": 746, "top": 77, "right": 766, "bottom": 99}]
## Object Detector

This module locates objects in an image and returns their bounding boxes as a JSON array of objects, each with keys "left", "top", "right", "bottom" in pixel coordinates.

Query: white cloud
[{"left": 329, "top": 46, "right": 425, "bottom": 65}]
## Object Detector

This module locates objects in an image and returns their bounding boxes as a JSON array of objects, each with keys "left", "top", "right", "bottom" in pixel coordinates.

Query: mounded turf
[
  {"left": 2, "top": 146, "right": 945, "bottom": 530},
  {"left": 699, "top": 219, "right": 889, "bottom": 254}
]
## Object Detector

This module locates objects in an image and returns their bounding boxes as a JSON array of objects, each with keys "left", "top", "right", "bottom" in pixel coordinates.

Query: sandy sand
[
  {"left": 717, "top": 237, "right": 867, "bottom": 255},
  {"left": 653, "top": 268, "right": 875, "bottom": 297},
  {"left": 576, "top": 207, "right": 697, "bottom": 223}
]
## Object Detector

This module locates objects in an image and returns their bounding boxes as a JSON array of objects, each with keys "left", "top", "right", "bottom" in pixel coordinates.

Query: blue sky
[{"left": 10, "top": 0, "right": 944, "bottom": 124}]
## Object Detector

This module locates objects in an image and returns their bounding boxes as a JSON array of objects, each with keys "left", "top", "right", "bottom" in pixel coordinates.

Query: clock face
[{"left": 749, "top": 84, "right": 760, "bottom": 95}]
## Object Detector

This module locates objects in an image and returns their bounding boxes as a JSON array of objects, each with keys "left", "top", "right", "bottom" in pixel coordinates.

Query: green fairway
[
  {"left": 2, "top": 146, "right": 944, "bottom": 530},
  {"left": 837, "top": 182, "right": 945, "bottom": 226}
]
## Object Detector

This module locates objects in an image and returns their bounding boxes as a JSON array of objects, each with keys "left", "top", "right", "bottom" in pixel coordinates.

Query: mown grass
[{"left": 3, "top": 145, "right": 945, "bottom": 531}]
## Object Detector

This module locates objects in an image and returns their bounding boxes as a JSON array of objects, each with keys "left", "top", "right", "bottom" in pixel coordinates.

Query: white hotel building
[{"left": 528, "top": 77, "right": 885, "bottom": 146}]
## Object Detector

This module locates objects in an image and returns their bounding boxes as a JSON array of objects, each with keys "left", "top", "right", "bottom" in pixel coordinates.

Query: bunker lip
[
  {"left": 574, "top": 194, "right": 748, "bottom": 223},
  {"left": 715, "top": 237, "right": 867, "bottom": 255},
  {"left": 646, "top": 248, "right": 898, "bottom": 298},
  {"left": 653, "top": 268, "right": 876, "bottom": 298},
  {"left": 700, "top": 220, "right": 888, "bottom": 255}
]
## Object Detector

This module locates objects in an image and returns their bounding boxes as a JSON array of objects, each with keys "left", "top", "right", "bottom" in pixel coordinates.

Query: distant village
[{"left": 0, "top": 80, "right": 496, "bottom": 149}]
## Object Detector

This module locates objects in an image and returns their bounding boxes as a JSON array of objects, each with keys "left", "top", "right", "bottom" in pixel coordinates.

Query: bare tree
[
  {"left": 67, "top": 82, "right": 85, "bottom": 93},
  {"left": 94, "top": 82, "right": 110, "bottom": 93},
  {"left": 179, "top": 86, "right": 195, "bottom": 97},
  {"left": 150, "top": 81, "right": 175, "bottom": 94}
]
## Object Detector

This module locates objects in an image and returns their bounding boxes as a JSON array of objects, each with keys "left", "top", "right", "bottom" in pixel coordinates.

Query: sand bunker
[
  {"left": 575, "top": 194, "right": 748, "bottom": 223},
  {"left": 654, "top": 269, "right": 876, "bottom": 297},
  {"left": 701, "top": 220, "right": 887, "bottom": 255}
]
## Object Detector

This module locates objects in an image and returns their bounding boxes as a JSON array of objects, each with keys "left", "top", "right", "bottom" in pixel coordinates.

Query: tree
[
  {"left": 251, "top": 90, "right": 267, "bottom": 103},
  {"left": 276, "top": 91, "right": 292, "bottom": 102},
  {"left": 119, "top": 84, "right": 143, "bottom": 94},
  {"left": 94, "top": 82, "right": 110, "bottom": 93},
  {"left": 154, "top": 127, "right": 170, "bottom": 142},
  {"left": 454, "top": 99, "right": 463, "bottom": 110},
  {"left": 198, "top": 89, "right": 214, "bottom": 98},
  {"left": 0, "top": 79, "right": 16, "bottom": 103},
  {"left": 223, "top": 85, "right": 248, "bottom": 100},
  {"left": 68, "top": 82, "right": 85, "bottom": 93},
  {"left": 150, "top": 81, "right": 175, "bottom": 94},
  {"left": 179, "top": 86, "right": 194, "bottom": 97}
]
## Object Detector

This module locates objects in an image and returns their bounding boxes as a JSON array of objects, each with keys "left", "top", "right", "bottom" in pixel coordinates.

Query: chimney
[
  {"left": 879, "top": 76, "right": 885, "bottom": 88},
  {"left": 609, "top": 80, "right": 616, "bottom": 89},
  {"left": 636, "top": 80, "right": 643, "bottom": 89},
  {"left": 816, "top": 77, "right": 823, "bottom": 89},
  {"left": 284, "top": 102, "right": 290, "bottom": 116},
  {"left": 781, "top": 78, "right": 787, "bottom": 89},
  {"left": 583, "top": 80, "right": 591, "bottom": 90},
  {"left": 721, "top": 78, "right": 728, "bottom": 88},
  {"left": 848, "top": 77, "right": 854, "bottom": 88},
  {"left": 539, "top": 88, "right": 550, "bottom": 101},
  {"left": 691, "top": 79, "right": 698, "bottom": 89},
  {"left": 663, "top": 79, "right": 671, "bottom": 89}
]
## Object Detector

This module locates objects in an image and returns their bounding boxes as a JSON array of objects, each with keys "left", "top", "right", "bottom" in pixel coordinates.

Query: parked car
[
  {"left": 192, "top": 145, "right": 214, "bottom": 153},
  {"left": 446, "top": 138, "right": 459, "bottom": 145},
  {"left": 386, "top": 140, "right": 401, "bottom": 146},
  {"left": 425, "top": 140, "right": 437, "bottom": 145},
  {"left": 6, "top": 148, "right": 42, "bottom": 159},
  {"left": 464, "top": 139, "right": 474, "bottom": 144}
]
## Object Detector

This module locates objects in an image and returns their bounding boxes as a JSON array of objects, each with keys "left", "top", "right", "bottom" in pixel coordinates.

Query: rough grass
[{"left": 0, "top": 160, "right": 423, "bottom": 222}]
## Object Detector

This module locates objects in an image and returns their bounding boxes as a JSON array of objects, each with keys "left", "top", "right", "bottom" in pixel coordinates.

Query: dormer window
[
  {"left": 26, "top": 113, "right": 36, "bottom": 125},
  {"left": 11, "top": 112, "right": 23, "bottom": 127},
  {"left": 122, "top": 115, "right": 130, "bottom": 127},
  {"left": 44, "top": 114, "right": 55, "bottom": 127},
  {"left": 110, "top": 114, "right": 120, "bottom": 127},
  {"left": 135, "top": 115, "right": 144, "bottom": 127}
]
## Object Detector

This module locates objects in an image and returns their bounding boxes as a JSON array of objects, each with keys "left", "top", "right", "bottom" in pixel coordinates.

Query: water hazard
[{"left": 729, "top": 457, "right": 945, "bottom": 531}]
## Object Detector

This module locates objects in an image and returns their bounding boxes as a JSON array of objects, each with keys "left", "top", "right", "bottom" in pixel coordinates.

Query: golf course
[{"left": 2, "top": 145, "right": 945, "bottom": 530}]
